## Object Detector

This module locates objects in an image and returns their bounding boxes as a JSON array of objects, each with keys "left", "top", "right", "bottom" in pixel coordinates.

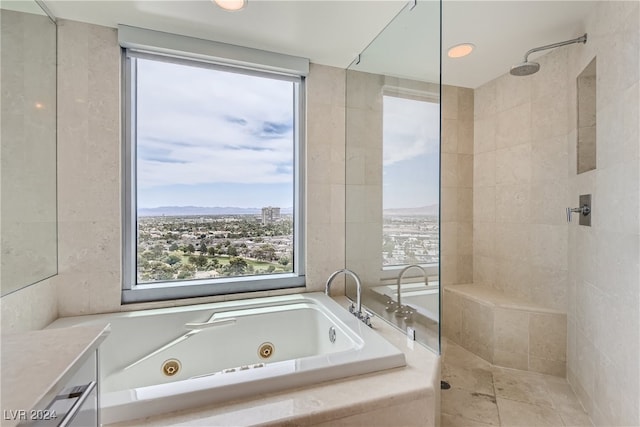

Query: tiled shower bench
[{"left": 443, "top": 284, "right": 567, "bottom": 376}]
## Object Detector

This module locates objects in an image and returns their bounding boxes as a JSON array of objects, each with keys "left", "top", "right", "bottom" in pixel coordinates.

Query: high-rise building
[{"left": 261, "top": 206, "right": 281, "bottom": 225}]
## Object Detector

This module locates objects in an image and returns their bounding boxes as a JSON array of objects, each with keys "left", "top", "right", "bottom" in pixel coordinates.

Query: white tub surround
[
  {"left": 101, "top": 296, "right": 440, "bottom": 427},
  {"left": 0, "top": 325, "right": 111, "bottom": 427},
  {"left": 48, "top": 293, "right": 414, "bottom": 425}
]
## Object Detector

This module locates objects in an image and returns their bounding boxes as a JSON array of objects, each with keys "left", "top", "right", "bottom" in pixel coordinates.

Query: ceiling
[{"left": 44, "top": 0, "right": 597, "bottom": 88}]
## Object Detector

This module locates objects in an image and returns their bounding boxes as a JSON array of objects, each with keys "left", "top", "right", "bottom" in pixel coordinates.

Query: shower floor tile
[{"left": 441, "top": 339, "right": 593, "bottom": 427}]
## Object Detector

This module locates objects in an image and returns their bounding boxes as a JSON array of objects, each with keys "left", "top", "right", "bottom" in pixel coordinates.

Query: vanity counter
[{"left": 1, "top": 324, "right": 110, "bottom": 427}]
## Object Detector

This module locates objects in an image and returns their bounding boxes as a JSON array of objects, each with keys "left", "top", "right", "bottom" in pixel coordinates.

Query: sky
[
  {"left": 383, "top": 95, "right": 440, "bottom": 209},
  {"left": 136, "top": 57, "right": 440, "bottom": 210},
  {"left": 136, "top": 58, "right": 295, "bottom": 209}
]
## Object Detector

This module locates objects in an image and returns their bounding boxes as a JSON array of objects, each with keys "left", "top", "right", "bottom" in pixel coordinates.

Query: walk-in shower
[{"left": 510, "top": 33, "right": 587, "bottom": 76}]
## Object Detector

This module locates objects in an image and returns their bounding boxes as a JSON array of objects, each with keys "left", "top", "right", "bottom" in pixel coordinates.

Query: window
[
  {"left": 382, "top": 93, "right": 439, "bottom": 274},
  {"left": 123, "top": 50, "right": 305, "bottom": 303}
]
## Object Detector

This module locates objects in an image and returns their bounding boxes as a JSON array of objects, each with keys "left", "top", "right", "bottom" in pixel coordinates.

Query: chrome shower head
[
  {"left": 511, "top": 33, "right": 587, "bottom": 77},
  {"left": 510, "top": 61, "right": 540, "bottom": 76}
]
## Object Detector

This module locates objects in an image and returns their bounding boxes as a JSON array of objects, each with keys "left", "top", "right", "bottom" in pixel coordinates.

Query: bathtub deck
[{"left": 108, "top": 297, "right": 440, "bottom": 427}]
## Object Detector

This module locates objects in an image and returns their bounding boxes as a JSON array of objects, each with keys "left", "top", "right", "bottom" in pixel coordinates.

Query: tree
[
  {"left": 208, "top": 247, "right": 216, "bottom": 256},
  {"left": 184, "top": 244, "right": 196, "bottom": 254},
  {"left": 278, "top": 256, "right": 290, "bottom": 267},
  {"left": 169, "top": 243, "right": 179, "bottom": 251},
  {"left": 200, "top": 242, "right": 208, "bottom": 256},
  {"left": 194, "top": 254, "right": 208, "bottom": 268},
  {"left": 227, "top": 256, "right": 247, "bottom": 275},
  {"left": 267, "top": 265, "right": 276, "bottom": 273},
  {"left": 227, "top": 245, "right": 238, "bottom": 256},
  {"left": 164, "top": 254, "right": 182, "bottom": 265}
]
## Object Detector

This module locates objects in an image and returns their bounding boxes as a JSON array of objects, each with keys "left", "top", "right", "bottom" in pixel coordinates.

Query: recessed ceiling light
[
  {"left": 213, "top": 0, "right": 247, "bottom": 11},
  {"left": 447, "top": 43, "right": 475, "bottom": 58}
]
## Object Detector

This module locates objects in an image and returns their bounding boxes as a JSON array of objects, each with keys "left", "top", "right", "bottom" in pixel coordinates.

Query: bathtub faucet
[
  {"left": 395, "top": 264, "right": 428, "bottom": 320},
  {"left": 325, "top": 269, "right": 371, "bottom": 327}
]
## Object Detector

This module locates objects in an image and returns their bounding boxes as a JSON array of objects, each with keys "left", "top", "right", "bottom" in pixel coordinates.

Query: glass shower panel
[{"left": 345, "top": 0, "right": 441, "bottom": 353}]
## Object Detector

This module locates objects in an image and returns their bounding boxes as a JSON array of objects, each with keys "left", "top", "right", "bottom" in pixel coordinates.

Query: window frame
[
  {"left": 121, "top": 49, "right": 306, "bottom": 304},
  {"left": 380, "top": 88, "right": 440, "bottom": 282}
]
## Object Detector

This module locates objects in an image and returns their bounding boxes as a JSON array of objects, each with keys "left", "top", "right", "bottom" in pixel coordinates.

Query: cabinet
[
  {"left": 32, "top": 351, "right": 98, "bottom": 427},
  {"left": 1, "top": 325, "right": 109, "bottom": 427}
]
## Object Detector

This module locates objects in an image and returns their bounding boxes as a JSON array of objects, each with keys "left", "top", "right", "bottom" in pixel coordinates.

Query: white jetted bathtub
[{"left": 48, "top": 292, "right": 406, "bottom": 424}]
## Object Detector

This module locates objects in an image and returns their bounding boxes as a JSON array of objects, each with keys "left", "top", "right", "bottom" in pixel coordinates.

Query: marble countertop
[
  {"left": 1, "top": 324, "right": 110, "bottom": 427},
  {"left": 111, "top": 297, "right": 440, "bottom": 426}
]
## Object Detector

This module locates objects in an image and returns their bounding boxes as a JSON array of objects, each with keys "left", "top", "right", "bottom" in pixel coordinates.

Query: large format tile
[
  {"left": 442, "top": 413, "right": 495, "bottom": 427},
  {"left": 442, "top": 339, "right": 493, "bottom": 370},
  {"left": 442, "top": 387, "right": 500, "bottom": 426},
  {"left": 442, "top": 363, "right": 494, "bottom": 395},
  {"left": 492, "top": 368, "right": 554, "bottom": 408},
  {"left": 497, "top": 398, "right": 564, "bottom": 427}
]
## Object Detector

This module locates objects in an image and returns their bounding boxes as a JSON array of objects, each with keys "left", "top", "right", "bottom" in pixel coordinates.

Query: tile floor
[{"left": 441, "top": 338, "right": 593, "bottom": 427}]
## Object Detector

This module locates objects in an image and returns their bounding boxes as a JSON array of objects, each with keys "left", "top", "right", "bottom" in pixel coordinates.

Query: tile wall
[
  {"left": 566, "top": 1, "right": 640, "bottom": 425},
  {"left": 473, "top": 47, "right": 570, "bottom": 312},
  {"left": 440, "top": 85, "right": 474, "bottom": 286}
]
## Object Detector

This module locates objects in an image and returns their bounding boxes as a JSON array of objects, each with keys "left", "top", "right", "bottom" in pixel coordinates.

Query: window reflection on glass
[{"left": 382, "top": 95, "right": 440, "bottom": 267}]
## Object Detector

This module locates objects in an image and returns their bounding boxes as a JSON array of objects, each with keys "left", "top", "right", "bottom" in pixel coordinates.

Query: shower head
[
  {"left": 510, "top": 33, "right": 587, "bottom": 77},
  {"left": 510, "top": 61, "right": 540, "bottom": 76}
]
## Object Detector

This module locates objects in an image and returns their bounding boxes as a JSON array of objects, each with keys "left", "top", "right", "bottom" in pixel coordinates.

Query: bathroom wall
[
  {"left": 50, "top": 20, "right": 345, "bottom": 316},
  {"left": 0, "top": 8, "right": 58, "bottom": 333},
  {"left": 471, "top": 1, "right": 639, "bottom": 423},
  {"left": 441, "top": 85, "right": 474, "bottom": 286},
  {"left": 344, "top": 72, "right": 442, "bottom": 287},
  {"left": 0, "top": 278, "right": 58, "bottom": 332},
  {"left": 473, "top": 47, "right": 570, "bottom": 312},
  {"left": 565, "top": 1, "right": 639, "bottom": 425}
]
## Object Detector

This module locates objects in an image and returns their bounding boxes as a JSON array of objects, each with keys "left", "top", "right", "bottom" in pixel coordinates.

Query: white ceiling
[{"left": 44, "top": 0, "right": 597, "bottom": 88}]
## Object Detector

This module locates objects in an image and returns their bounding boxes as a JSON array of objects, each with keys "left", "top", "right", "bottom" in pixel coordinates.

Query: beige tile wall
[
  {"left": 473, "top": 48, "right": 570, "bottom": 312},
  {"left": 566, "top": 2, "right": 640, "bottom": 425},
  {"left": 305, "top": 63, "right": 346, "bottom": 292},
  {"left": 0, "top": 278, "right": 58, "bottom": 333},
  {"left": 54, "top": 20, "right": 121, "bottom": 316},
  {"left": 441, "top": 85, "right": 474, "bottom": 286}
]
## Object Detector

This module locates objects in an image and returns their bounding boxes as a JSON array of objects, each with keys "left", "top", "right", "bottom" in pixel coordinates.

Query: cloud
[
  {"left": 382, "top": 95, "right": 440, "bottom": 166},
  {"left": 135, "top": 58, "right": 295, "bottom": 190}
]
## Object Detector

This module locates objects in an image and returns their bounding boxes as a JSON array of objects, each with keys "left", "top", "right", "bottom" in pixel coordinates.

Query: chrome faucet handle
[
  {"left": 348, "top": 302, "right": 356, "bottom": 315},
  {"left": 566, "top": 205, "right": 591, "bottom": 222},
  {"left": 359, "top": 309, "right": 374, "bottom": 328}
]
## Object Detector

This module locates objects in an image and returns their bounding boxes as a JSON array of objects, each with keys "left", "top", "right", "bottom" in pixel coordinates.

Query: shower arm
[{"left": 523, "top": 34, "right": 587, "bottom": 62}]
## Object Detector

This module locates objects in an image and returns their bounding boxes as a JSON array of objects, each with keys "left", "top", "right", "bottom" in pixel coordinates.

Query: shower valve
[{"left": 566, "top": 205, "right": 590, "bottom": 222}]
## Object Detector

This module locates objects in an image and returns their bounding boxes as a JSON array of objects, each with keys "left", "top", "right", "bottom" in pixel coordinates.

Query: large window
[
  {"left": 382, "top": 94, "right": 440, "bottom": 269},
  {"left": 123, "top": 50, "right": 305, "bottom": 302}
]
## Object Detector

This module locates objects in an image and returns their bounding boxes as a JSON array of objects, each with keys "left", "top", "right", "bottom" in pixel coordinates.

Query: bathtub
[{"left": 48, "top": 292, "right": 406, "bottom": 425}]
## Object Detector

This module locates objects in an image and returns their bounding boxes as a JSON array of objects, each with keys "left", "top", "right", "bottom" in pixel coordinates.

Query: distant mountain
[
  {"left": 138, "top": 206, "right": 293, "bottom": 217},
  {"left": 383, "top": 204, "right": 439, "bottom": 216}
]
